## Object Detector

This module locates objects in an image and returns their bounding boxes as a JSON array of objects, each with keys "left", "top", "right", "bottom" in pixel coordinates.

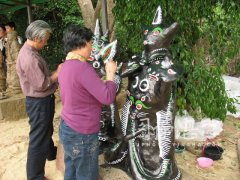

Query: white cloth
[
  {"left": 0, "top": 38, "right": 5, "bottom": 51},
  {"left": 17, "top": 36, "right": 23, "bottom": 45}
]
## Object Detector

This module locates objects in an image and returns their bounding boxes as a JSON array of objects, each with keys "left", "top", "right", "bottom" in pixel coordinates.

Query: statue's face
[
  {"left": 89, "top": 35, "right": 108, "bottom": 61},
  {"left": 143, "top": 22, "right": 179, "bottom": 53},
  {"left": 143, "top": 26, "right": 165, "bottom": 46},
  {"left": 88, "top": 35, "right": 109, "bottom": 76}
]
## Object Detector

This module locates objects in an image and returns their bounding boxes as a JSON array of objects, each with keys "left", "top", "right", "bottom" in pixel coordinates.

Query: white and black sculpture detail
[
  {"left": 88, "top": 19, "right": 122, "bottom": 153},
  {"left": 102, "top": 6, "right": 182, "bottom": 180}
]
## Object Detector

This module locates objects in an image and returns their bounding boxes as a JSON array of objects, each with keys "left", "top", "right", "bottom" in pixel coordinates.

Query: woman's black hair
[
  {"left": 63, "top": 25, "right": 93, "bottom": 54},
  {"left": 0, "top": 24, "right": 6, "bottom": 31},
  {"left": 5, "top": 21, "right": 15, "bottom": 29}
]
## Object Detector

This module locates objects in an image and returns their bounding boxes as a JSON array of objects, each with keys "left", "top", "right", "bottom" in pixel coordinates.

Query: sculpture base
[{"left": 0, "top": 94, "right": 27, "bottom": 121}]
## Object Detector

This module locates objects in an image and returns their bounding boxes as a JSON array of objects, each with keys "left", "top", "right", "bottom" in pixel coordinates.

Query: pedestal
[{"left": 0, "top": 94, "right": 27, "bottom": 121}]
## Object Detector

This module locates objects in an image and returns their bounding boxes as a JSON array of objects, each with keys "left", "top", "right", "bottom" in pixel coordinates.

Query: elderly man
[{"left": 16, "top": 20, "right": 62, "bottom": 180}]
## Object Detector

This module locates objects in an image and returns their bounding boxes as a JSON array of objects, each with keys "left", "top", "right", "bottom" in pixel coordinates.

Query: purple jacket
[{"left": 58, "top": 59, "right": 117, "bottom": 134}]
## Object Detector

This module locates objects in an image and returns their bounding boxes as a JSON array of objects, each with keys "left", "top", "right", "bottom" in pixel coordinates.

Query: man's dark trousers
[{"left": 26, "top": 94, "right": 56, "bottom": 180}]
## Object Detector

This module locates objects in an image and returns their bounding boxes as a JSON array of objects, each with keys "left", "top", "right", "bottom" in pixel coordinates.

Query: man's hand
[{"left": 51, "top": 63, "right": 63, "bottom": 83}]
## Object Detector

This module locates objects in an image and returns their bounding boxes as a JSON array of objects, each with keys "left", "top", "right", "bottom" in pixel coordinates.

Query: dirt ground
[
  {"left": 175, "top": 116, "right": 240, "bottom": 180},
  {"left": 0, "top": 99, "right": 240, "bottom": 179}
]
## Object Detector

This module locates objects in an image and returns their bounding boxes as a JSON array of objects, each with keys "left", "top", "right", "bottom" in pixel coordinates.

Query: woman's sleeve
[{"left": 80, "top": 63, "right": 117, "bottom": 105}]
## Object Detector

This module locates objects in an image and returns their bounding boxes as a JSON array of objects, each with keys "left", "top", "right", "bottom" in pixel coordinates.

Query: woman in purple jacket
[{"left": 58, "top": 25, "right": 117, "bottom": 180}]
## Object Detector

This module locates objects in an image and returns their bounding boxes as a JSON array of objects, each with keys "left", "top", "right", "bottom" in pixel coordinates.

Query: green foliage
[
  {"left": 11, "top": 10, "right": 28, "bottom": 40},
  {"left": 113, "top": 0, "right": 162, "bottom": 59},
  {"left": 201, "top": 2, "right": 240, "bottom": 68},
  {"left": 114, "top": 0, "right": 240, "bottom": 120},
  {"left": 30, "top": 0, "right": 83, "bottom": 70},
  {"left": 6, "top": 0, "right": 84, "bottom": 71},
  {"left": 1, "top": 9, "right": 28, "bottom": 43}
]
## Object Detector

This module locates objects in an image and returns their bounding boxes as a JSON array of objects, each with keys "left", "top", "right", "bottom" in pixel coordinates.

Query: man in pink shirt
[
  {"left": 58, "top": 25, "right": 117, "bottom": 180},
  {"left": 16, "top": 20, "right": 62, "bottom": 180}
]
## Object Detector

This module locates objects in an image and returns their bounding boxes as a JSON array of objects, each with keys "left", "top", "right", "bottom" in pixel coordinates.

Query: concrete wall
[{"left": 0, "top": 94, "right": 27, "bottom": 121}]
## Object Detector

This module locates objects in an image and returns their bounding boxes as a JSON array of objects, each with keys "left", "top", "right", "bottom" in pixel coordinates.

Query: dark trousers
[{"left": 26, "top": 94, "right": 56, "bottom": 180}]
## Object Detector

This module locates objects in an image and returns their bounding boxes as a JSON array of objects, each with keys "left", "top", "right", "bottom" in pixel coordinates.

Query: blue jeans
[{"left": 59, "top": 120, "right": 99, "bottom": 180}]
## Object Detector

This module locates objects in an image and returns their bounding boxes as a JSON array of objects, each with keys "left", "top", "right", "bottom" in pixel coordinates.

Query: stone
[{"left": 0, "top": 94, "right": 27, "bottom": 121}]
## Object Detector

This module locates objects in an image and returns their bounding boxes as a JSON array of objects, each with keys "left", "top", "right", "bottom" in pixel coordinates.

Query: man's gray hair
[{"left": 25, "top": 20, "right": 52, "bottom": 41}]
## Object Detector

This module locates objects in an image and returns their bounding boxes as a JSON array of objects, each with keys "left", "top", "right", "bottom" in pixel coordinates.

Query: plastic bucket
[
  {"left": 175, "top": 145, "right": 185, "bottom": 153},
  {"left": 197, "top": 157, "right": 213, "bottom": 168},
  {"left": 203, "top": 145, "right": 224, "bottom": 160}
]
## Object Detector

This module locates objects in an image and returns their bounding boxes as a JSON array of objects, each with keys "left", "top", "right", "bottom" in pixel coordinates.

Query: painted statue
[
  {"left": 5, "top": 30, "right": 22, "bottom": 95},
  {"left": 88, "top": 19, "right": 109, "bottom": 76},
  {"left": 88, "top": 19, "right": 122, "bottom": 153},
  {"left": 102, "top": 6, "right": 182, "bottom": 180}
]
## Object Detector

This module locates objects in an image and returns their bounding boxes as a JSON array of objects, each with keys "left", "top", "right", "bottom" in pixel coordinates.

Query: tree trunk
[
  {"left": 94, "top": 0, "right": 102, "bottom": 24},
  {"left": 77, "top": 0, "right": 116, "bottom": 41},
  {"left": 107, "top": 0, "right": 115, "bottom": 34},
  {"left": 77, "top": 0, "right": 95, "bottom": 31},
  {"left": 107, "top": 0, "right": 115, "bottom": 40}
]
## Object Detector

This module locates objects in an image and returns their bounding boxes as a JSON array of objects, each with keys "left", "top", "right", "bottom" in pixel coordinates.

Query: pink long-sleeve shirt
[
  {"left": 58, "top": 59, "right": 117, "bottom": 134},
  {"left": 16, "top": 42, "right": 56, "bottom": 97}
]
